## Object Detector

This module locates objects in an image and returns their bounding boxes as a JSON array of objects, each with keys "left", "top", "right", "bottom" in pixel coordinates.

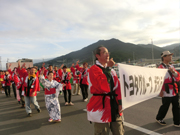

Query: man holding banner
[
  {"left": 87, "top": 46, "right": 124, "bottom": 135},
  {"left": 156, "top": 51, "right": 180, "bottom": 127}
]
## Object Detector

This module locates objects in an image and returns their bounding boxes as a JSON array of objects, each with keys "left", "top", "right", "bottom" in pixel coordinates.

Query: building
[{"left": 6, "top": 58, "right": 33, "bottom": 70}]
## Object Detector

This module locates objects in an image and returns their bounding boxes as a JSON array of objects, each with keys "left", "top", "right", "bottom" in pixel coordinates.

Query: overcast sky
[{"left": 0, "top": 0, "right": 179, "bottom": 69}]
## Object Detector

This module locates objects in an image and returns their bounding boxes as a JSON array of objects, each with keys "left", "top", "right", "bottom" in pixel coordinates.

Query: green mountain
[{"left": 34, "top": 38, "right": 179, "bottom": 67}]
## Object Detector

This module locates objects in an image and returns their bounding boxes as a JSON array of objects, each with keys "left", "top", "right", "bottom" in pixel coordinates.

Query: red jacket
[
  {"left": 3, "top": 74, "right": 12, "bottom": 86},
  {"left": 0, "top": 75, "right": 4, "bottom": 82},
  {"left": 54, "top": 69, "right": 62, "bottom": 82},
  {"left": 61, "top": 72, "right": 71, "bottom": 90},
  {"left": 8, "top": 69, "right": 13, "bottom": 76},
  {"left": 75, "top": 64, "right": 89, "bottom": 85},
  {"left": 71, "top": 66, "right": 81, "bottom": 83},
  {"left": 158, "top": 64, "right": 179, "bottom": 96},
  {"left": 17, "top": 76, "right": 23, "bottom": 90},
  {"left": 23, "top": 75, "right": 40, "bottom": 97},
  {"left": 12, "top": 74, "right": 20, "bottom": 86},
  {"left": 17, "top": 67, "right": 27, "bottom": 79},
  {"left": 8, "top": 69, "right": 20, "bottom": 86},
  {"left": 87, "top": 64, "right": 122, "bottom": 123}
]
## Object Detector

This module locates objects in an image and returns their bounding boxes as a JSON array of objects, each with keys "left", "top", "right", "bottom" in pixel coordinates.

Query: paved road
[{"left": 0, "top": 87, "right": 179, "bottom": 135}]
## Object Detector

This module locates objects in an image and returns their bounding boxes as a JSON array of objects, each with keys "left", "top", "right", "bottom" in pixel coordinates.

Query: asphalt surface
[{"left": 0, "top": 86, "right": 180, "bottom": 135}]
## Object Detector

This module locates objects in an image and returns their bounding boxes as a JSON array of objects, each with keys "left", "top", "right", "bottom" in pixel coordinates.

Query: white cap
[{"left": 161, "top": 51, "right": 173, "bottom": 57}]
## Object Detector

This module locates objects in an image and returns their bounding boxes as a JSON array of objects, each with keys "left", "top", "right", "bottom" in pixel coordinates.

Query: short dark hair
[
  {"left": 48, "top": 71, "right": 53, "bottom": 75},
  {"left": 63, "top": 65, "right": 67, "bottom": 69},
  {"left": 13, "top": 67, "right": 17, "bottom": 71},
  {"left": 31, "top": 67, "right": 36, "bottom": 69},
  {"left": 49, "top": 65, "right": 53, "bottom": 67},
  {"left": 94, "top": 45, "right": 104, "bottom": 60},
  {"left": 83, "top": 62, "right": 88, "bottom": 66}
]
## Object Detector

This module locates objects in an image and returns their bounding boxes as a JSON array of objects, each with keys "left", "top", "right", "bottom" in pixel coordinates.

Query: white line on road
[
  {"left": 83, "top": 109, "right": 162, "bottom": 135},
  {"left": 124, "top": 122, "right": 162, "bottom": 135}
]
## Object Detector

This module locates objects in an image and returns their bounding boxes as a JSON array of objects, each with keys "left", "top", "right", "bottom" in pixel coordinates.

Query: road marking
[
  {"left": 83, "top": 109, "right": 87, "bottom": 111},
  {"left": 124, "top": 122, "right": 162, "bottom": 135},
  {"left": 83, "top": 109, "right": 162, "bottom": 135}
]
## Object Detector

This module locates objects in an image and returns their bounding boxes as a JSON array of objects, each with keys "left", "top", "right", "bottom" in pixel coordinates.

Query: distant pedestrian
[
  {"left": 61, "top": 65, "right": 74, "bottom": 106},
  {"left": 3, "top": 71, "right": 12, "bottom": 97},
  {"left": 0, "top": 70, "right": 5, "bottom": 94},
  {"left": 8, "top": 64, "right": 17, "bottom": 98},
  {"left": 75, "top": 61, "right": 89, "bottom": 102},
  {"left": 71, "top": 63, "right": 81, "bottom": 95}
]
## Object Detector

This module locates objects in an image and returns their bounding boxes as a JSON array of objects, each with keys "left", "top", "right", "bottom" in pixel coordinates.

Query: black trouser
[
  {"left": 156, "top": 95, "right": 179, "bottom": 125},
  {"left": 4, "top": 86, "right": 11, "bottom": 97},
  {"left": 80, "top": 83, "right": 88, "bottom": 100},
  {"left": 12, "top": 83, "right": 16, "bottom": 98},
  {"left": 63, "top": 89, "right": 71, "bottom": 103},
  {"left": 19, "top": 89, "right": 25, "bottom": 105}
]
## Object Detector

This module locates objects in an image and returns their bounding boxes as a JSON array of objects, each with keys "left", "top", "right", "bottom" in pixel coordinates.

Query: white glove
[{"left": 21, "top": 91, "right": 24, "bottom": 96}]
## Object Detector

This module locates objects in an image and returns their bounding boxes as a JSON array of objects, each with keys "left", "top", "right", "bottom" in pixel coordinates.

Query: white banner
[{"left": 117, "top": 63, "right": 168, "bottom": 110}]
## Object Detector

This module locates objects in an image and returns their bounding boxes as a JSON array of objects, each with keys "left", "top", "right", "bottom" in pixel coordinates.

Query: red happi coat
[
  {"left": 3, "top": 74, "right": 12, "bottom": 86},
  {"left": 54, "top": 69, "right": 62, "bottom": 82},
  {"left": 8, "top": 69, "right": 13, "bottom": 76},
  {"left": 87, "top": 64, "right": 122, "bottom": 123},
  {"left": 12, "top": 73, "right": 20, "bottom": 86},
  {"left": 71, "top": 66, "right": 81, "bottom": 84},
  {"left": 8, "top": 69, "right": 20, "bottom": 86},
  {"left": 23, "top": 75, "right": 40, "bottom": 97},
  {"left": 0, "top": 75, "right": 4, "bottom": 82},
  {"left": 17, "top": 76, "right": 23, "bottom": 90},
  {"left": 158, "top": 64, "right": 179, "bottom": 96},
  {"left": 75, "top": 64, "right": 89, "bottom": 85},
  {"left": 61, "top": 72, "right": 71, "bottom": 90},
  {"left": 17, "top": 67, "right": 27, "bottom": 79}
]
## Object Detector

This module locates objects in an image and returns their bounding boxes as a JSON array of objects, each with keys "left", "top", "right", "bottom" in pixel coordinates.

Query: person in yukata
[{"left": 39, "top": 70, "right": 65, "bottom": 122}]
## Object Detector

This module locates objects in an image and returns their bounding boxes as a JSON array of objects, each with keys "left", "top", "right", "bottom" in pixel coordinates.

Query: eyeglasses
[{"left": 102, "top": 52, "right": 110, "bottom": 55}]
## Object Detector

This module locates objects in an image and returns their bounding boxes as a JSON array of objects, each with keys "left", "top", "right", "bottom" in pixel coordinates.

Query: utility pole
[
  {"left": 151, "top": 39, "right": 154, "bottom": 64},
  {"left": 7, "top": 58, "right": 9, "bottom": 70}
]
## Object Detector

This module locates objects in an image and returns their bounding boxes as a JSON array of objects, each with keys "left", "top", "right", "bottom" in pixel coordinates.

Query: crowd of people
[
  {"left": 0, "top": 47, "right": 180, "bottom": 135},
  {"left": 0, "top": 60, "right": 90, "bottom": 121}
]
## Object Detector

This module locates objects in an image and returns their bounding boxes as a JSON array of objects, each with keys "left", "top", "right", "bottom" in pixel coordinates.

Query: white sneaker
[
  {"left": 69, "top": 102, "right": 74, "bottom": 106},
  {"left": 84, "top": 98, "right": 88, "bottom": 102},
  {"left": 77, "top": 93, "right": 81, "bottom": 95},
  {"left": 174, "top": 124, "right": 180, "bottom": 127}
]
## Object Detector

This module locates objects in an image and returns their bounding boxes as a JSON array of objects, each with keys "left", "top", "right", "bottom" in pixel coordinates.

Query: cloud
[{"left": 0, "top": 0, "right": 179, "bottom": 69}]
